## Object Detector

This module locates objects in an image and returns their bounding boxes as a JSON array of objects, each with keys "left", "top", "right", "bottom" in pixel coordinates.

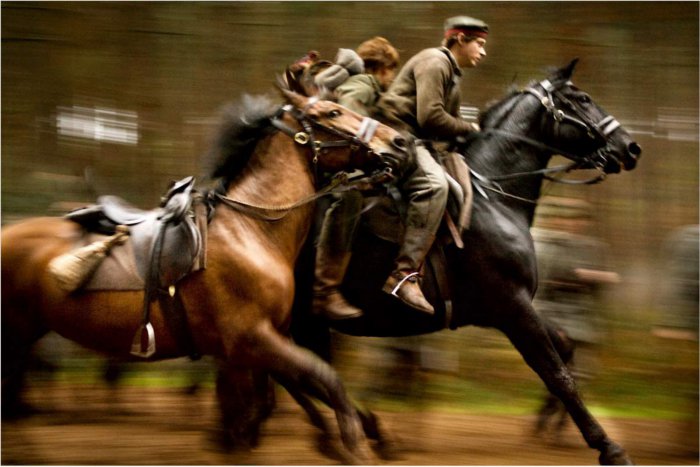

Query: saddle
[
  {"left": 363, "top": 150, "right": 472, "bottom": 246},
  {"left": 66, "top": 176, "right": 206, "bottom": 289},
  {"left": 64, "top": 176, "right": 207, "bottom": 358}
]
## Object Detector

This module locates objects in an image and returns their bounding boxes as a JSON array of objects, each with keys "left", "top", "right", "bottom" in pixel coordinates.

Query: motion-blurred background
[{"left": 2, "top": 2, "right": 697, "bottom": 465}]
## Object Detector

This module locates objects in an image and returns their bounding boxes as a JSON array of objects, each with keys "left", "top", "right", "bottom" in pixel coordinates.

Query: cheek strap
[{"left": 357, "top": 117, "right": 379, "bottom": 144}]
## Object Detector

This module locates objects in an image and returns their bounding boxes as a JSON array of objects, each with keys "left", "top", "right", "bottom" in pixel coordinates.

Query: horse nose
[
  {"left": 628, "top": 142, "right": 642, "bottom": 160},
  {"left": 624, "top": 141, "right": 641, "bottom": 170}
]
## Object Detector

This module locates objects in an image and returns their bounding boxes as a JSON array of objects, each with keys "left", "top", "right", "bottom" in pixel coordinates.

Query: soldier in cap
[{"left": 372, "top": 16, "right": 488, "bottom": 314}]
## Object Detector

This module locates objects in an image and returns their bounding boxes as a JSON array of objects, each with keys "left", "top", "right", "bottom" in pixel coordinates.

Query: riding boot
[
  {"left": 313, "top": 250, "right": 363, "bottom": 320},
  {"left": 382, "top": 227, "right": 435, "bottom": 315}
]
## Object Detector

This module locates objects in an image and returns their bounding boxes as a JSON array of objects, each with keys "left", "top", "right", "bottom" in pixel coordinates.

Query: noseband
[{"left": 270, "top": 97, "right": 380, "bottom": 165}]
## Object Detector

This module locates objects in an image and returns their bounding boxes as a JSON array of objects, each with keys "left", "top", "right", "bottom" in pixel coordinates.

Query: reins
[
  {"left": 477, "top": 128, "right": 608, "bottom": 184},
  {"left": 210, "top": 169, "right": 391, "bottom": 221}
]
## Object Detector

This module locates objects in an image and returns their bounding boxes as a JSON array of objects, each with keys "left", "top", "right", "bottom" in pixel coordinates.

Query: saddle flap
[
  {"left": 442, "top": 152, "right": 473, "bottom": 232},
  {"left": 99, "top": 195, "right": 157, "bottom": 226}
]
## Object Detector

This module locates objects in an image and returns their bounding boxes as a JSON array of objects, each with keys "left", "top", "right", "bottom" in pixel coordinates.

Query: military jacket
[
  {"left": 378, "top": 47, "right": 473, "bottom": 140},
  {"left": 335, "top": 74, "right": 382, "bottom": 117}
]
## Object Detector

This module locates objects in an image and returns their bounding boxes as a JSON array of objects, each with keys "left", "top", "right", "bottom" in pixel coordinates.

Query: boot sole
[{"left": 381, "top": 286, "right": 435, "bottom": 316}]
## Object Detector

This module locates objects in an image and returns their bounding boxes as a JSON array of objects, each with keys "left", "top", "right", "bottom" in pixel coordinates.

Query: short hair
[
  {"left": 441, "top": 33, "right": 481, "bottom": 49},
  {"left": 356, "top": 36, "right": 399, "bottom": 73}
]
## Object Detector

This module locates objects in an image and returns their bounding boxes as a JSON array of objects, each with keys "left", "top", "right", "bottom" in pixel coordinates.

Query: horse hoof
[
  {"left": 315, "top": 433, "right": 345, "bottom": 463},
  {"left": 374, "top": 438, "right": 404, "bottom": 461},
  {"left": 599, "top": 442, "right": 634, "bottom": 465},
  {"left": 208, "top": 427, "right": 257, "bottom": 454},
  {"left": 1, "top": 401, "right": 38, "bottom": 420},
  {"left": 343, "top": 446, "right": 374, "bottom": 465}
]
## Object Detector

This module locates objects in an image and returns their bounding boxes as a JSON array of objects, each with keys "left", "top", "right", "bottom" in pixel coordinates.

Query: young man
[
  {"left": 376, "top": 16, "right": 488, "bottom": 314},
  {"left": 313, "top": 37, "right": 401, "bottom": 320}
]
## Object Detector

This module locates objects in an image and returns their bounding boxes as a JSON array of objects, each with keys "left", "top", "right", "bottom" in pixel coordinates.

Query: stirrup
[
  {"left": 388, "top": 271, "right": 420, "bottom": 297},
  {"left": 130, "top": 322, "right": 156, "bottom": 358}
]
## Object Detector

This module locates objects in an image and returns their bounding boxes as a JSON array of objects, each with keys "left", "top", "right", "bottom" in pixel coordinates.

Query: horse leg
[
  {"left": 534, "top": 319, "right": 575, "bottom": 436},
  {"left": 1, "top": 300, "right": 47, "bottom": 419},
  {"left": 214, "top": 365, "right": 275, "bottom": 451},
  {"left": 276, "top": 376, "right": 345, "bottom": 461},
  {"left": 279, "top": 375, "right": 400, "bottom": 461},
  {"left": 500, "top": 299, "right": 631, "bottom": 465},
  {"left": 241, "top": 321, "right": 371, "bottom": 464}
]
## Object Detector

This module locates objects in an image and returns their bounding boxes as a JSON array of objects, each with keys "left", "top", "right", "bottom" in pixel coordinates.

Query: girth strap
[
  {"left": 427, "top": 244, "right": 455, "bottom": 330},
  {"left": 158, "top": 287, "right": 201, "bottom": 361}
]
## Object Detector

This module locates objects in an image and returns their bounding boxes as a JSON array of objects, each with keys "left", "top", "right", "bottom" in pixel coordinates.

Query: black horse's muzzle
[
  {"left": 624, "top": 141, "right": 642, "bottom": 170},
  {"left": 594, "top": 137, "right": 641, "bottom": 174}
]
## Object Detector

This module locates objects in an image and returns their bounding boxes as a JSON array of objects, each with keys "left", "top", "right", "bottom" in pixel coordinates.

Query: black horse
[{"left": 288, "top": 59, "right": 641, "bottom": 464}]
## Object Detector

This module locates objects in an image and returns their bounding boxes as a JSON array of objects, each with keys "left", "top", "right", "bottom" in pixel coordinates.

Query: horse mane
[
  {"left": 201, "top": 94, "right": 280, "bottom": 184},
  {"left": 479, "top": 83, "right": 534, "bottom": 129}
]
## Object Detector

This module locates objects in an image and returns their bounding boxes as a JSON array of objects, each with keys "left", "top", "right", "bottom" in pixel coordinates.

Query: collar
[
  {"left": 438, "top": 46, "right": 462, "bottom": 77},
  {"left": 367, "top": 74, "right": 383, "bottom": 94}
]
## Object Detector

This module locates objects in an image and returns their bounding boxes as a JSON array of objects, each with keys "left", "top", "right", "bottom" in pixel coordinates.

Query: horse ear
[
  {"left": 550, "top": 58, "right": 579, "bottom": 85},
  {"left": 283, "top": 68, "right": 309, "bottom": 96},
  {"left": 562, "top": 58, "right": 579, "bottom": 79},
  {"left": 277, "top": 84, "right": 308, "bottom": 109}
]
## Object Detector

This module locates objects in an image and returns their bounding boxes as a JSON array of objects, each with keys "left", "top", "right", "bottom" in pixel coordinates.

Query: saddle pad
[
  {"left": 83, "top": 233, "right": 145, "bottom": 291},
  {"left": 80, "top": 202, "right": 208, "bottom": 292}
]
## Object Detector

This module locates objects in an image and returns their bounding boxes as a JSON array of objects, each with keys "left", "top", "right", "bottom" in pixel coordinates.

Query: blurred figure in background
[
  {"left": 530, "top": 196, "right": 620, "bottom": 440},
  {"left": 652, "top": 224, "right": 699, "bottom": 457},
  {"left": 653, "top": 224, "right": 699, "bottom": 340}
]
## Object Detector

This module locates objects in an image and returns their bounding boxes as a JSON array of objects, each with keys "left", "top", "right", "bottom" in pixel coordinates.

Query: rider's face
[
  {"left": 457, "top": 36, "right": 487, "bottom": 68},
  {"left": 376, "top": 65, "right": 397, "bottom": 90}
]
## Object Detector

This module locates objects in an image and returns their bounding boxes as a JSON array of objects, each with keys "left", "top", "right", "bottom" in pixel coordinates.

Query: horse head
[
  {"left": 278, "top": 87, "right": 411, "bottom": 175},
  {"left": 526, "top": 59, "right": 641, "bottom": 174}
]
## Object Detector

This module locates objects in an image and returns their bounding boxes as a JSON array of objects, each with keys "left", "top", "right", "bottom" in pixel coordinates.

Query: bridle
[
  {"left": 209, "top": 97, "right": 394, "bottom": 221},
  {"left": 269, "top": 96, "right": 382, "bottom": 166},
  {"left": 472, "top": 78, "right": 625, "bottom": 203},
  {"left": 524, "top": 78, "right": 623, "bottom": 176},
  {"left": 485, "top": 79, "right": 624, "bottom": 182}
]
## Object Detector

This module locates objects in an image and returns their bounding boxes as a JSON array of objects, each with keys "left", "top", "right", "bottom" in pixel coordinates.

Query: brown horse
[{"left": 1, "top": 89, "right": 410, "bottom": 463}]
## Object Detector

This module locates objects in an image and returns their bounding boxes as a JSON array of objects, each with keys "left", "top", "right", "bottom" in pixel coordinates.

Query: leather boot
[
  {"left": 382, "top": 227, "right": 436, "bottom": 315},
  {"left": 313, "top": 250, "right": 363, "bottom": 320},
  {"left": 383, "top": 271, "right": 434, "bottom": 315}
]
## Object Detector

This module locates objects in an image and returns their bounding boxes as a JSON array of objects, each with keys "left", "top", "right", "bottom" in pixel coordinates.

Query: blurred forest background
[{"left": 2, "top": 1, "right": 698, "bottom": 463}]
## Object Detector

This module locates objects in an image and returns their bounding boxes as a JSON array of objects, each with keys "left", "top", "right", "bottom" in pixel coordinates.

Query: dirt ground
[{"left": 2, "top": 382, "right": 697, "bottom": 466}]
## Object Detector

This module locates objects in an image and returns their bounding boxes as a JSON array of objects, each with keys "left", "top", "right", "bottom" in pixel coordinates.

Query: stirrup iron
[{"left": 130, "top": 322, "right": 156, "bottom": 358}]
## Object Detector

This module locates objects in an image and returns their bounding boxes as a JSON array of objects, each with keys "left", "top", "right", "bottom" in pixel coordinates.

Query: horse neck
[
  {"left": 221, "top": 132, "right": 315, "bottom": 261},
  {"left": 470, "top": 106, "right": 552, "bottom": 225}
]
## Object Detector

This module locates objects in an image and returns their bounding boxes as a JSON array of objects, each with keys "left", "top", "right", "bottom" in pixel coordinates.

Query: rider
[
  {"left": 375, "top": 16, "right": 488, "bottom": 314},
  {"left": 312, "top": 37, "right": 401, "bottom": 320}
]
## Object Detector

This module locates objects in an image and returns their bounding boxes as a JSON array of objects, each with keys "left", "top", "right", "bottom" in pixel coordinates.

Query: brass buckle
[{"left": 294, "top": 132, "right": 310, "bottom": 145}]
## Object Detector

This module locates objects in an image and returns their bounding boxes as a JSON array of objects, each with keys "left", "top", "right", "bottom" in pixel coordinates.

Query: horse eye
[
  {"left": 328, "top": 109, "right": 342, "bottom": 118},
  {"left": 579, "top": 94, "right": 591, "bottom": 104}
]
